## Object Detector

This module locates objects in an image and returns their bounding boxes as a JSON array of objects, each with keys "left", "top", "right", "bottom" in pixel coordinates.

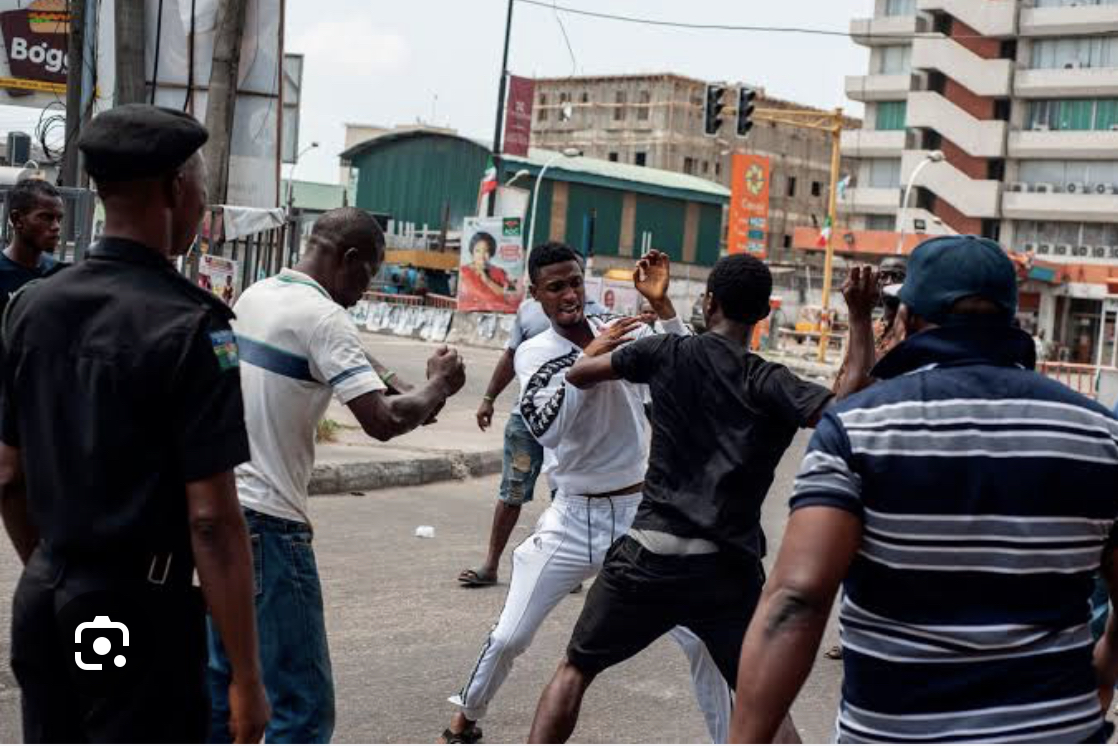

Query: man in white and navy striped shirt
[{"left": 731, "top": 235, "right": 1118, "bottom": 744}]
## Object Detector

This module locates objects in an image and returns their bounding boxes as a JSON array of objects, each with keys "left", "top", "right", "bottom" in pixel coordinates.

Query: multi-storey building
[
  {"left": 530, "top": 73, "right": 859, "bottom": 264},
  {"left": 833, "top": 0, "right": 1118, "bottom": 365}
]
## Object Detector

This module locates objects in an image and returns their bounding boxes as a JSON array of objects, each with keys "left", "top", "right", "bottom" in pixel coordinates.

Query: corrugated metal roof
[{"left": 503, "top": 148, "right": 730, "bottom": 201}]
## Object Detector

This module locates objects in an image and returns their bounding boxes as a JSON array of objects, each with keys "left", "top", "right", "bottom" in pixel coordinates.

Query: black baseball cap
[{"left": 897, "top": 235, "right": 1017, "bottom": 324}]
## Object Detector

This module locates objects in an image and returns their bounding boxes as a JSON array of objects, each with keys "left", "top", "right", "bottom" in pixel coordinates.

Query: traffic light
[
  {"left": 737, "top": 87, "right": 756, "bottom": 138},
  {"left": 703, "top": 84, "right": 727, "bottom": 136}
]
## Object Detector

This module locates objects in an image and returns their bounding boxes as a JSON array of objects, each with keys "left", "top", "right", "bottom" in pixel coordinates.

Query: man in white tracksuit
[{"left": 440, "top": 243, "right": 731, "bottom": 744}]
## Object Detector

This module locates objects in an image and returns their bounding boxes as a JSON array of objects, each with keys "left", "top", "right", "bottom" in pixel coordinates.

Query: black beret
[{"left": 78, "top": 104, "right": 209, "bottom": 182}]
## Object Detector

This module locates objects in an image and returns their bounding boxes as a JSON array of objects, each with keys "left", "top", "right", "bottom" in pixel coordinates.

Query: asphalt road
[{"left": 0, "top": 334, "right": 844, "bottom": 743}]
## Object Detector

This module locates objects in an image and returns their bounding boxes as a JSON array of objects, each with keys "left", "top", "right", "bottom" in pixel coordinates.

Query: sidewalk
[{"left": 309, "top": 397, "right": 506, "bottom": 496}]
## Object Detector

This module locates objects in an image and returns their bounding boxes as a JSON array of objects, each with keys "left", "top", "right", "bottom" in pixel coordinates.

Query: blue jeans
[
  {"left": 499, "top": 412, "right": 544, "bottom": 506},
  {"left": 207, "top": 508, "right": 334, "bottom": 743}
]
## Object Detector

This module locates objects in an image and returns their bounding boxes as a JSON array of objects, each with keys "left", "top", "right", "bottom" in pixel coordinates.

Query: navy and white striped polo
[{"left": 792, "top": 324, "right": 1118, "bottom": 744}]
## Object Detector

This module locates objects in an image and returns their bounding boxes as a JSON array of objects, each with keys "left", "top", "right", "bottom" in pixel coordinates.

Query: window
[
  {"left": 715, "top": 161, "right": 722, "bottom": 177},
  {"left": 608, "top": 152, "right": 619, "bottom": 162},
  {"left": 811, "top": 181, "right": 822, "bottom": 197},
  {"left": 1016, "top": 220, "right": 1118, "bottom": 246},
  {"left": 884, "top": 0, "right": 916, "bottom": 15},
  {"left": 614, "top": 90, "right": 627, "bottom": 121},
  {"left": 558, "top": 92, "right": 571, "bottom": 122},
  {"left": 702, "top": 161, "right": 709, "bottom": 174},
  {"left": 538, "top": 93, "right": 548, "bottom": 122},
  {"left": 1027, "top": 99, "right": 1118, "bottom": 131},
  {"left": 876, "top": 45, "right": 912, "bottom": 74},
  {"left": 1018, "top": 160, "right": 1118, "bottom": 189},
  {"left": 1034, "top": 0, "right": 1118, "bottom": 7},
  {"left": 580, "top": 92, "right": 589, "bottom": 104},
  {"left": 866, "top": 215, "right": 895, "bottom": 231},
  {"left": 867, "top": 158, "right": 902, "bottom": 188},
  {"left": 638, "top": 90, "right": 651, "bottom": 121},
  {"left": 1030, "top": 36, "right": 1118, "bottom": 70},
  {"left": 787, "top": 176, "right": 797, "bottom": 197},
  {"left": 875, "top": 101, "right": 907, "bottom": 131},
  {"left": 635, "top": 152, "right": 647, "bottom": 167},
  {"left": 683, "top": 156, "right": 695, "bottom": 174},
  {"left": 782, "top": 234, "right": 792, "bottom": 249}
]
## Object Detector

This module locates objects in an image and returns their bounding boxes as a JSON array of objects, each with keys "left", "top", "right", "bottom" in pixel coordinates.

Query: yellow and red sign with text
[{"left": 728, "top": 153, "right": 771, "bottom": 259}]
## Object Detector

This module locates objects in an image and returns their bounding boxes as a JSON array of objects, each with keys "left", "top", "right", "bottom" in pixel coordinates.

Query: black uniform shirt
[
  {"left": 0, "top": 237, "right": 250, "bottom": 557},
  {"left": 613, "top": 332, "right": 832, "bottom": 559}
]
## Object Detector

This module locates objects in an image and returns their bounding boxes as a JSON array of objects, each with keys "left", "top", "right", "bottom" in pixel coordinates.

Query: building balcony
[
  {"left": 1003, "top": 187, "right": 1118, "bottom": 223},
  {"left": 916, "top": 0, "right": 1018, "bottom": 37},
  {"left": 850, "top": 15, "right": 919, "bottom": 46},
  {"left": 845, "top": 74, "right": 914, "bottom": 102},
  {"left": 1019, "top": 4, "right": 1118, "bottom": 37},
  {"left": 840, "top": 186, "right": 901, "bottom": 215},
  {"left": 902, "top": 150, "right": 1002, "bottom": 218},
  {"left": 845, "top": 73, "right": 916, "bottom": 102},
  {"left": 840, "top": 128, "right": 907, "bottom": 158},
  {"left": 1014, "top": 67, "right": 1118, "bottom": 99},
  {"left": 910, "top": 37, "right": 1014, "bottom": 97},
  {"left": 1008, "top": 129, "right": 1118, "bottom": 159},
  {"left": 907, "top": 91, "right": 1008, "bottom": 157}
]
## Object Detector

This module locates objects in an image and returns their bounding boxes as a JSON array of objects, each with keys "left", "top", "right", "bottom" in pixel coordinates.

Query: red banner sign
[{"left": 502, "top": 75, "right": 535, "bottom": 157}]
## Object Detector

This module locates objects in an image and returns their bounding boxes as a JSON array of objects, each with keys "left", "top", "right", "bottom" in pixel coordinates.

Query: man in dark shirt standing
[
  {"left": 527, "top": 254, "right": 833, "bottom": 743},
  {"left": 0, "top": 104, "right": 268, "bottom": 742},
  {"left": 0, "top": 178, "right": 65, "bottom": 311}
]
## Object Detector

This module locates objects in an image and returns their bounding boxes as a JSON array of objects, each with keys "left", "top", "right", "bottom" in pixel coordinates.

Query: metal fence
[
  {"left": 1038, "top": 361, "right": 1105, "bottom": 399},
  {"left": 182, "top": 206, "right": 295, "bottom": 296}
]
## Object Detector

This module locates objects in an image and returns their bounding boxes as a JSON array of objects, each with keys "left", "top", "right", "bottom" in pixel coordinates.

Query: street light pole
[
  {"left": 286, "top": 142, "right": 320, "bottom": 211},
  {"left": 896, "top": 150, "right": 945, "bottom": 255},
  {"left": 527, "top": 149, "right": 580, "bottom": 269}
]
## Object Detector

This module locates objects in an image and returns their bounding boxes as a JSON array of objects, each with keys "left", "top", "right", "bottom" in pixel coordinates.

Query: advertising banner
[
  {"left": 502, "top": 75, "right": 534, "bottom": 158},
  {"left": 0, "top": 0, "right": 68, "bottom": 105},
  {"left": 197, "top": 254, "right": 242, "bottom": 306},
  {"left": 728, "top": 153, "right": 771, "bottom": 258},
  {"left": 458, "top": 216, "right": 526, "bottom": 314}
]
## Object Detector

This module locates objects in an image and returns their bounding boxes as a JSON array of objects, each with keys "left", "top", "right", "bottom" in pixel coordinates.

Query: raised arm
[
  {"left": 833, "top": 266, "right": 879, "bottom": 399},
  {"left": 634, "top": 250, "right": 680, "bottom": 324}
]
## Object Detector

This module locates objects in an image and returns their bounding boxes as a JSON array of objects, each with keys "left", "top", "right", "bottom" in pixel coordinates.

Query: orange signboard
[{"left": 728, "top": 153, "right": 771, "bottom": 258}]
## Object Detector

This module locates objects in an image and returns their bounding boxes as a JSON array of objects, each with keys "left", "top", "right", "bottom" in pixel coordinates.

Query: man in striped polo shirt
[{"left": 731, "top": 235, "right": 1118, "bottom": 744}]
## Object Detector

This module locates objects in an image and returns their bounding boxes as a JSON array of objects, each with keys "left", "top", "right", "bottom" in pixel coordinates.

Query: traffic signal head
[
  {"left": 704, "top": 84, "right": 727, "bottom": 137},
  {"left": 737, "top": 87, "right": 756, "bottom": 138}
]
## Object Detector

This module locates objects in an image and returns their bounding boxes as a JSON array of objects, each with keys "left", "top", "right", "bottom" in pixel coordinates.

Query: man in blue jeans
[
  {"left": 459, "top": 297, "right": 606, "bottom": 587},
  {"left": 206, "top": 208, "right": 466, "bottom": 743}
]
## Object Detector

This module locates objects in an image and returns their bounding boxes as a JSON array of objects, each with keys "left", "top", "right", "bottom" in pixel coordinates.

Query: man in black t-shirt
[{"left": 527, "top": 254, "right": 834, "bottom": 743}]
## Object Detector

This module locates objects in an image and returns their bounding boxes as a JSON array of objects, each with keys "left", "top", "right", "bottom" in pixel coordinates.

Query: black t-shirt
[
  {"left": 613, "top": 332, "right": 832, "bottom": 559},
  {"left": 0, "top": 238, "right": 250, "bottom": 558}
]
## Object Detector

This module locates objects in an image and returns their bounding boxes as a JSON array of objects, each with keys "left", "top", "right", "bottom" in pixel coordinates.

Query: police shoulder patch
[{"left": 209, "top": 329, "right": 240, "bottom": 371}]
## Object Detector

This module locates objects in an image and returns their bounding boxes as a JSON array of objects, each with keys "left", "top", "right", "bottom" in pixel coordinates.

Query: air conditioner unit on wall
[
  {"left": 1038, "top": 244, "right": 1053, "bottom": 255},
  {"left": 1067, "top": 183, "right": 1089, "bottom": 195},
  {"left": 1092, "top": 245, "right": 1107, "bottom": 258},
  {"left": 1055, "top": 244, "right": 1072, "bottom": 256},
  {"left": 1074, "top": 245, "right": 1090, "bottom": 256},
  {"left": 1095, "top": 183, "right": 1110, "bottom": 195},
  {"left": 1009, "top": 182, "right": 1027, "bottom": 193},
  {"left": 1023, "top": 242, "right": 1039, "bottom": 254},
  {"left": 1108, "top": 246, "right": 1118, "bottom": 259},
  {"left": 1034, "top": 183, "right": 1055, "bottom": 194}
]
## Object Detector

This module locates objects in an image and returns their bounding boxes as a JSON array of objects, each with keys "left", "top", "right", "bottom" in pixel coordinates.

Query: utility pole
[
  {"left": 204, "top": 0, "right": 250, "bottom": 204},
  {"left": 114, "top": 0, "right": 147, "bottom": 104},
  {"left": 750, "top": 106, "right": 846, "bottom": 362},
  {"left": 61, "top": 0, "right": 88, "bottom": 186},
  {"left": 487, "top": 0, "right": 514, "bottom": 217}
]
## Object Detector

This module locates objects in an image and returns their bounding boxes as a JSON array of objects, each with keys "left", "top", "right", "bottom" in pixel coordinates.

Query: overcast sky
[{"left": 285, "top": 0, "right": 870, "bottom": 184}]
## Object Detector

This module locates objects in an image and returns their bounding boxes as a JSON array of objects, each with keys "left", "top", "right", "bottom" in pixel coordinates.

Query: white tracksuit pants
[{"left": 450, "top": 491, "right": 733, "bottom": 743}]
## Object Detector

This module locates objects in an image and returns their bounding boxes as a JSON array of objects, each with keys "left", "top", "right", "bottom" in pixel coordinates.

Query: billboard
[
  {"left": 728, "top": 153, "right": 771, "bottom": 258},
  {"left": 458, "top": 216, "right": 526, "bottom": 314},
  {"left": 502, "top": 75, "right": 534, "bottom": 158},
  {"left": 0, "top": 0, "right": 68, "bottom": 106}
]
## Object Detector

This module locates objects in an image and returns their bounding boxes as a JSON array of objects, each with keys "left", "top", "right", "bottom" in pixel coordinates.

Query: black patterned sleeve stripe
[{"left": 520, "top": 350, "right": 580, "bottom": 438}]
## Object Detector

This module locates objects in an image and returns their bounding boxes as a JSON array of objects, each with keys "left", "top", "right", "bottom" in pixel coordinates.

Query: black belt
[{"left": 39, "top": 545, "right": 193, "bottom": 589}]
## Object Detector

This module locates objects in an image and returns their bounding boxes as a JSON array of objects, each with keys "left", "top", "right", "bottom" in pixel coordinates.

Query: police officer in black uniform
[{"left": 0, "top": 104, "right": 269, "bottom": 743}]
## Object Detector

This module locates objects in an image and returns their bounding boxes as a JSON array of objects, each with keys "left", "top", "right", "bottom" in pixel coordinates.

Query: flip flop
[
  {"left": 458, "top": 568, "right": 498, "bottom": 587},
  {"left": 439, "top": 725, "right": 483, "bottom": 744}
]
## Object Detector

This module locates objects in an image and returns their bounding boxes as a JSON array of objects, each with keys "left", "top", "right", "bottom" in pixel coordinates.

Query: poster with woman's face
[{"left": 458, "top": 216, "right": 526, "bottom": 314}]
